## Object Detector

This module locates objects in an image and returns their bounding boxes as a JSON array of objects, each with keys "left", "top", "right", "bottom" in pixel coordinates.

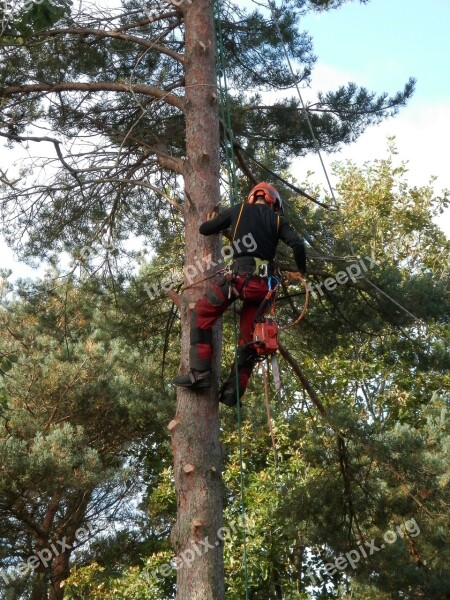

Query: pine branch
[
  {"left": 35, "top": 27, "right": 184, "bottom": 64},
  {"left": 277, "top": 341, "right": 326, "bottom": 416},
  {"left": 0, "top": 82, "right": 184, "bottom": 112},
  {"left": 114, "top": 10, "right": 180, "bottom": 33}
]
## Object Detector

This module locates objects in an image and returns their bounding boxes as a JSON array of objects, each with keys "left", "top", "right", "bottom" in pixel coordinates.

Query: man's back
[{"left": 199, "top": 202, "right": 306, "bottom": 273}]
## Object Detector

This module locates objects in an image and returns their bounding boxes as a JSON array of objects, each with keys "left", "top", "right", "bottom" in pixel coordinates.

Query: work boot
[
  {"left": 219, "top": 378, "right": 243, "bottom": 407},
  {"left": 173, "top": 369, "right": 211, "bottom": 389}
]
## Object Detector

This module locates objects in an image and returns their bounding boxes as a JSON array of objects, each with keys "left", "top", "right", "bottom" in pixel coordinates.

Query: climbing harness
[{"left": 231, "top": 256, "right": 277, "bottom": 278}]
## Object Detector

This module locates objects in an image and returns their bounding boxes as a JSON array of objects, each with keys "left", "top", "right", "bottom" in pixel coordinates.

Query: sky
[
  {"left": 296, "top": 0, "right": 450, "bottom": 233},
  {"left": 1, "top": 0, "right": 450, "bottom": 280}
]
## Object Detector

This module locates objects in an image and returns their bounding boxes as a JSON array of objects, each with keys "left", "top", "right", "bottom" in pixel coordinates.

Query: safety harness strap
[
  {"left": 231, "top": 256, "right": 277, "bottom": 277},
  {"left": 232, "top": 203, "right": 245, "bottom": 243}
]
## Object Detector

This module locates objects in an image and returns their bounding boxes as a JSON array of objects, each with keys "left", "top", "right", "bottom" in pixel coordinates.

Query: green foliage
[
  {"left": 0, "top": 0, "right": 448, "bottom": 597},
  {"left": 0, "top": 353, "right": 17, "bottom": 410},
  {"left": 0, "top": 0, "right": 71, "bottom": 41},
  {"left": 0, "top": 275, "right": 175, "bottom": 598},
  {"left": 47, "top": 151, "right": 450, "bottom": 600},
  {"left": 65, "top": 562, "right": 167, "bottom": 600},
  {"left": 0, "top": 148, "right": 447, "bottom": 599},
  {"left": 0, "top": 0, "right": 414, "bottom": 261}
]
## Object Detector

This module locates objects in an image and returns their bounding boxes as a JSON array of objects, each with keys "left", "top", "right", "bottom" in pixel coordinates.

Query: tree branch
[
  {"left": 0, "top": 82, "right": 184, "bottom": 112},
  {"left": 277, "top": 342, "right": 326, "bottom": 416},
  {"left": 0, "top": 132, "right": 77, "bottom": 174},
  {"left": 36, "top": 27, "right": 184, "bottom": 64},
  {"left": 115, "top": 10, "right": 180, "bottom": 33},
  {"left": 82, "top": 116, "right": 186, "bottom": 174},
  {"left": 85, "top": 178, "right": 183, "bottom": 210}
]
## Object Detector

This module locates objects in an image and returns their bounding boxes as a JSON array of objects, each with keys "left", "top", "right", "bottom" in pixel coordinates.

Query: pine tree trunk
[
  {"left": 170, "top": 1, "right": 225, "bottom": 599},
  {"left": 48, "top": 552, "right": 70, "bottom": 600},
  {"left": 30, "top": 551, "right": 69, "bottom": 600}
]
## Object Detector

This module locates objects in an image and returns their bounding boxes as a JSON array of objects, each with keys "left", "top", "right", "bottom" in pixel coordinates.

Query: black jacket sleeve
[
  {"left": 199, "top": 207, "right": 233, "bottom": 236},
  {"left": 279, "top": 220, "right": 307, "bottom": 275}
]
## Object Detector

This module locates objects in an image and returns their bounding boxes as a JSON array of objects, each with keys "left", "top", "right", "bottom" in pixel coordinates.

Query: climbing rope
[
  {"left": 235, "top": 143, "right": 333, "bottom": 210},
  {"left": 214, "top": 1, "right": 239, "bottom": 204},
  {"left": 214, "top": 2, "right": 250, "bottom": 597},
  {"left": 279, "top": 274, "right": 310, "bottom": 331}
]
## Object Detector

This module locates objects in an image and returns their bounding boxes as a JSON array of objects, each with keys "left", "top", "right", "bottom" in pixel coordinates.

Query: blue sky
[
  {"left": 302, "top": 0, "right": 450, "bottom": 106},
  {"left": 295, "top": 0, "right": 450, "bottom": 235}
]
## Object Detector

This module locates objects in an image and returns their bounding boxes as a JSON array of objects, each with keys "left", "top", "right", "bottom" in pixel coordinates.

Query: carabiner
[{"left": 268, "top": 275, "right": 280, "bottom": 291}]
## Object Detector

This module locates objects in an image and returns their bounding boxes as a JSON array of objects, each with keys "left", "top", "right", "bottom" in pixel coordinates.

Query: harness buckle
[
  {"left": 224, "top": 264, "right": 234, "bottom": 278},
  {"left": 224, "top": 266, "right": 240, "bottom": 299},
  {"left": 258, "top": 262, "right": 268, "bottom": 277}
]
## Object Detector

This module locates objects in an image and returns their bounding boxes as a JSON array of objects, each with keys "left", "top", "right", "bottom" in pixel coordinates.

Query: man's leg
[
  {"left": 219, "top": 342, "right": 258, "bottom": 406},
  {"left": 220, "top": 277, "right": 267, "bottom": 405},
  {"left": 173, "top": 277, "right": 234, "bottom": 389}
]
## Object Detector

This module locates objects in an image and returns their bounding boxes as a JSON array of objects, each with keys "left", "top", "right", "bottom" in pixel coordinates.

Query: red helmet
[{"left": 247, "top": 182, "right": 283, "bottom": 213}]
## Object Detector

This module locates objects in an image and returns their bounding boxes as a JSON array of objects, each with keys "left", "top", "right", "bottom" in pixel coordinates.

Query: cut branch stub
[
  {"left": 168, "top": 418, "right": 180, "bottom": 432},
  {"left": 183, "top": 463, "right": 195, "bottom": 474},
  {"left": 167, "top": 289, "right": 181, "bottom": 308}
]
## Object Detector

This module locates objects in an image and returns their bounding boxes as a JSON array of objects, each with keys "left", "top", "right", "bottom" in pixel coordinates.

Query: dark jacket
[{"left": 199, "top": 203, "right": 306, "bottom": 275}]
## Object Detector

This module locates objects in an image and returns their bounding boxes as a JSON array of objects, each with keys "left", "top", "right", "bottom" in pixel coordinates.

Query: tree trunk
[
  {"left": 48, "top": 551, "right": 70, "bottom": 600},
  {"left": 170, "top": 1, "right": 225, "bottom": 600}
]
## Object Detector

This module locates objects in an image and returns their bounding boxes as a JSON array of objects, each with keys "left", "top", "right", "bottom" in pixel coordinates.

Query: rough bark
[
  {"left": 170, "top": 1, "right": 225, "bottom": 599},
  {"left": 47, "top": 552, "right": 70, "bottom": 600}
]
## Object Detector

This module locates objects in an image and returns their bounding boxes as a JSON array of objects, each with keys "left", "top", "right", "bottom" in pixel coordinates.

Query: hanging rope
[
  {"left": 263, "top": 359, "right": 279, "bottom": 468},
  {"left": 235, "top": 142, "right": 333, "bottom": 210},
  {"left": 279, "top": 274, "right": 310, "bottom": 331},
  {"left": 214, "top": 2, "right": 250, "bottom": 597},
  {"left": 214, "top": 1, "right": 239, "bottom": 204}
]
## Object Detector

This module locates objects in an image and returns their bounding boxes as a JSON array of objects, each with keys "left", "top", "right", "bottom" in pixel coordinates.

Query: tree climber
[{"left": 173, "top": 182, "right": 307, "bottom": 407}]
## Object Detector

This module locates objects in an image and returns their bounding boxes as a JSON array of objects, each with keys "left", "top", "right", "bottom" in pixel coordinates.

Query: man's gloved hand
[
  {"left": 284, "top": 271, "right": 305, "bottom": 285},
  {"left": 293, "top": 243, "right": 307, "bottom": 279}
]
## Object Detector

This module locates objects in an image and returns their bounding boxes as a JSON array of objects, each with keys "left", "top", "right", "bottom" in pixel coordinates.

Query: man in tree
[{"left": 173, "top": 182, "right": 307, "bottom": 406}]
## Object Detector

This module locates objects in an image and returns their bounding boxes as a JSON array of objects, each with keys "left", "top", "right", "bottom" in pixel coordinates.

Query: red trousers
[{"left": 190, "top": 274, "right": 269, "bottom": 393}]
